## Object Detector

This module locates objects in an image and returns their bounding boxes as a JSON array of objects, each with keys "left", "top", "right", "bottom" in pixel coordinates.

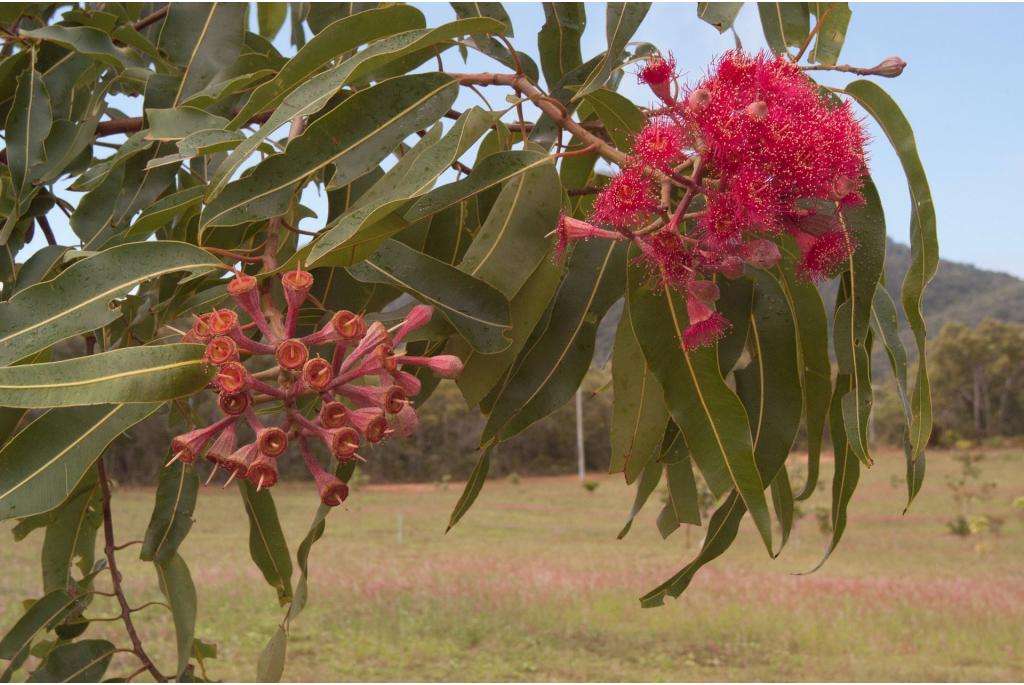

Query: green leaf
[
  {"left": 140, "top": 460, "right": 200, "bottom": 565},
  {"left": 348, "top": 240, "right": 511, "bottom": 353},
  {"left": 159, "top": 3, "right": 246, "bottom": 106},
  {"left": 451, "top": 2, "right": 540, "bottom": 83},
  {"left": 844, "top": 80, "right": 937, "bottom": 465},
  {"left": 482, "top": 240, "right": 627, "bottom": 443},
  {"left": 201, "top": 73, "right": 458, "bottom": 229},
  {"left": 627, "top": 253, "right": 773, "bottom": 554},
  {"left": 232, "top": 6, "right": 426, "bottom": 127},
  {"left": 125, "top": 186, "right": 205, "bottom": 239},
  {"left": 0, "top": 344, "right": 214, "bottom": 408},
  {"left": 145, "top": 107, "right": 231, "bottom": 141},
  {"left": 664, "top": 456, "right": 701, "bottom": 526},
  {"left": 809, "top": 2, "right": 851, "bottom": 66},
  {"left": 41, "top": 479, "right": 101, "bottom": 593},
  {"left": 581, "top": 89, "right": 644, "bottom": 151},
  {"left": 5, "top": 53, "right": 51, "bottom": 209},
  {"left": 617, "top": 457, "right": 661, "bottom": 538},
  {"left": 610, "top": 298, "right": 667, "bottom": 480},
  {"left": 640, "top": 491, "right": 745, "bottom": 607},
  {"left": 258, "top": 3, "right": 288, "bottom": 39},
  {"left": 457, "top": 161, "right": 560, "bottom": 298},
  {"left": 27, "top": 639, "right": 115, "bottom": 682},
  {"left": 0, "top": 241, "right": 221, "bottom": 366},
  {"left": 238, "top": 481, "right": 293, "bottom": 605},
  {"left": 445, "top": 445, "right": 492, "bottom": 532},
  {"left": 0, "top": 404, "right": 159, "bottom": 521},
  {"left": 573, "top": 3, "right": 651, "bottom": 100},
  {"left": 209, "top": 17, "right": 504, "bottom": 198},
  {"left": 697, "top": 2, "right": 744, "bottom": 32},
  {"left": 537, "top": 3, "right": 585, "bottom": 87},
  {"left": 758, "top": 2, "right": 810, "bottom": 54},
  {"left": 770, "top": 466, "right": 795, "bottom": 550},
  {"left": 770, "top": 243, "right": 831, "bottom": 501},
  {"left": 156, "top": 554, "right": 197, "bottom": 678},
  {"left": 0, "top": 590, "right": 77, "bottom": 661},
  {"left": 256, "top": 625, "right": 287, "bottom": 682},
  {"left": 20, "top": 26, "right": 130, "bottom": 70}
]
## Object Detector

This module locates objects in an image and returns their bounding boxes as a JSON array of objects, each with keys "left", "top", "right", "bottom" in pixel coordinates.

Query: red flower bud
[
  {"left": 391, "top": 404, "right": 419, "bottom": 438},
  {"left": 745, "top": 239, "right": 782, "bottom": 269},
  {"left": 302, "top": 357, "right": 333, "bottom": 391},
  {"left": 687, "top": 279, "right": 720, "bottom": 304},
  {"left": 206, "top": 336, "right": 239, "bottom": 365},
  {"left": 718, "top": 255, "right": 744, "bottom": 280},
  {"left": 275, "top": 339, "right": 309, "bottom": 370},
  {"left": 745, "top": 100, "right": 769, "bottom": 121},
  {"left": 256, "top": 427, "right": 288, "bottom": 458},
  {"left": 391, "top": 370, "right": 422, "bottom": 397},
  {"left": 687, "top": 88, "right": 711, "bottom": 112},
  {"left": 392, "top": 305, "right": 433, "bottom": 345},
  {"left": 870, "top": 56, "right": 906, "bottom": 78},
  {"left": 397, "top": 354, "right": 463, "bottom": 379}
]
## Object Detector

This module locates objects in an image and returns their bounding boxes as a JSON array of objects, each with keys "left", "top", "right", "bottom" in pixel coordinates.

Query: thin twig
[
  {"left": 793, "top": 6, "right": 833, "bottom": 63},
  {"left": 132, "top": 5, "right": 168, "bottom": 31},
  {"left": 37, "top": 215, "right": 56, "bottom": 245}
]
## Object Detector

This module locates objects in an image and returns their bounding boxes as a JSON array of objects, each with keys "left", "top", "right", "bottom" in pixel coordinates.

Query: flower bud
[
  {"left": 391, "top": 404, "right": 419, "bottom": 438},
  {"left": 687, "top": 279, "right": 720, "bottom": 304},
  {"left": 216, "top": 361, "right": 248, "bottom": 394},
  {"left": 206, "top": 336, "right": 239, "bottom": 365},
  {"left": 397, "top": 354, "right": 464, "bottom": 379},
  {"left": 745, "top": 239, "right": 782, "bottom": 269},
  {"left": 218, "top": 392, "right": 250, "bottom": 416},
  {"left": 687, "top": 88, "right": 711, "bottom": 112},
  {"left": 302, "top": 357, "right": 333, "bottom": 391},
  {"left": 391, "top": 370, "right": 422, "bottom": 397},
  {"left": 718, "top": 256, "right": 744, "bottom": 280},
  {"left": 870, "top": 56, "right": 906, "bottom": 78},
  {"left": 745, "top": 100, "right": 768, "bottom": 121},
  {"left": 275, "top": 338, "right": 309, "bottom": 370},
  {"left": 320, "top": 401, "right": 348, "bottom": 429},
  {"left": 392, "top": 305, "right": 433, "bottom": 345},
  {"left": 256, "top": 427, "right": 288, "bottom": 458}
]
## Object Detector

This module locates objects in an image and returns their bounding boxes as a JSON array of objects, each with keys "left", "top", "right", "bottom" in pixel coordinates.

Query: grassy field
[{"left": 3, "top": 448, "right": 1023, "bottom": 682}]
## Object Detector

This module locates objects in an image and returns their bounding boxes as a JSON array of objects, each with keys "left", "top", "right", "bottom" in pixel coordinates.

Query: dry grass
[{"left": 2, "top": 448, "right": 1023, "bottom": 681}]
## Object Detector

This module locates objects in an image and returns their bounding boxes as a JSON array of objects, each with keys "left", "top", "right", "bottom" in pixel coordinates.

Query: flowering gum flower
[
  {"left": 637, "top": 53, "right": 677, "bottom": 103},
  {"left": 392, "top": 305, "right": 433, "bottom": 345},
  {"left": 319, "top": 401, "right": 348, "bottom": 429},
  {"left": 275, "top": 338, "right": 309, "bottom": 370},
  {"left": 314, "top": 469, "right": 349, "bottom": 507},
  {"left": 630, "top": 119, "right": 688, "bottom": 173},
  {"left": 218, "top": 391, "right": 250, "bottom": 416},
  {"left": 216, "top": 361, "right": 248, "bottom": 394},
  {"left": 256, "top": 427, "right": 288, "bottom": 458},
  {"left": 636, "top": 230, "right": 695, "bottom": 291},
  {"left": 348, "top": 408, "right": 388, "bottom": 443},
  {"left": 795, "top": 228, "right": 856, "bottom": 281},
  {"left": 282, "top": 269, "right": 314, "bottom": 306},
  {"left": 184, "top": 313, "right": 214, "bottom": 343},
  {"left": 302, "top": 357, "right": 333, "bottom": 391},
  {"left": 205, "top": 336, "right": 239, "bottom": 365},
  {"left": 208, "top": 309, "right": 239, "bottom": 336},
  {"left": 683, "top": 297, "right": 731, "bottom": 351},
  {"left": 590, "top": 168, "right": 660, "bottom": 228}
]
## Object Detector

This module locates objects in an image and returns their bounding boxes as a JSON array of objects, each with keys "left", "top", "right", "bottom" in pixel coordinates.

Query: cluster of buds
[
  {"left": 171, "top": 268, "right": 463, "bottom": 506},
  {"left": 556, "top": 50, "right": 870, "bottom": 350}
]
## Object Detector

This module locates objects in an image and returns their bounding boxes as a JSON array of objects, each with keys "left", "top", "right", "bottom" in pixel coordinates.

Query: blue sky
[{"left": 24, "top": 3, "right": 1024, "bottom": 278}]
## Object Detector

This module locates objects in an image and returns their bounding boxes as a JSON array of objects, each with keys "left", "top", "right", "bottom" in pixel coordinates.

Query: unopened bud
[
  {"left": 687, "top": 88, "right": 711, "bottom": 112},
  {"left": 687, "top": 279, "right": 720, "bottom": 304},
  {"left": 424, "top": 355, "right": 463, "bottom": 379},
  {"left": 718, "top": 256, "right": 744, "bottom": 280},
  {"left": 870, "top": 56, "right": 906, "bottom": 78},
  {"left": 392, "top": 305, "right": 433, "bottom": 344},
  {"left": 745, "top": 239, "right": 782, "bottom": 270},
  {"left": 745, "top": 100, "right": 768, "bottom": 121}
]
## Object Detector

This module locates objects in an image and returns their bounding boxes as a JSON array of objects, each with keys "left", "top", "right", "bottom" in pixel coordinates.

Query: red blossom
[
  {"left": 637, "top": 53, "right": 678, "bottom": 103},
  {"left": 630, "top": 118, "right": 688, "bottom": 172},
  {"left": 795, "top": 228, "right": 856, "bottom": 281},
  {"left": 590, "top": 168, "right": 660, "bottom": 228},
  {"left": 683, "top": 297, "right": 731, "bottom": 351}
]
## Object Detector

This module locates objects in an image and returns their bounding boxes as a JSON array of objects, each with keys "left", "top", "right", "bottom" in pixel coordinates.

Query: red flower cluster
[
  {"left": 556, "top": 50, "right": 868, "bottom": 350},
  {"left": 171, "top": 269, "right": 462, "bottom": 506}
]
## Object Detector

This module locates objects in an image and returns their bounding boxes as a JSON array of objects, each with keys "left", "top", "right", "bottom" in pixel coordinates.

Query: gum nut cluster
[
  {"left": 553, "top": 50, "right": 869, "bottom": 351},
  {"left": 170, "top": 268, "right": 464, "bottom": 506}
]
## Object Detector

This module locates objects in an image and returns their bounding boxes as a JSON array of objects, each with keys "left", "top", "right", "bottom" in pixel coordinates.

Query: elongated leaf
[
  {"left": 0, "top": 590, "right": 77, "bottom": 660},
  {"left": 0, "top": 344, "right": 212, "bottom": 409},
  {"left": 445, "top": 445, "right": 492, "bottom": 532},
  {"left": 641, "top": 491, "right": 745, "bottom": 607},
  {"left": 41, "top": 479, "right": 101, "bottom": 593},
  {"left": 21, "top": 26, "right": 130, "bottom": 70},
  {"left": 574, "top": 3, "right": 651, "bottom": 99},
  {"left": 125, "top": 186, "right": 204, "bottom": 238},
  {"left": 233, "top": 6, "right": 425, "bottom": 127},
  {"left": 482, "top": 240, "right": 627, "bottom": 443},
  {"left": 160, "top": 3, "right": 246, "bottom": 105},
  {"left": 5, "top": 54, "right": 51, "bottom": 209},
  {"left": 257, "top": 625, "right": 287, "bottom": 682},
  {"left": 146, "top": 107, "right": 231, "bottom": 141},
  {"left": 0, "top": 403, "right": 159, "bottom": 521},
  {"left": 457, "top": 161, "right": 560, "bottom": 298},
  {"left": 201, "top": 73, "right": 458, "bottom": 228},
  {"left": 155, "top": 553, "right": 197, "bottom": 677},
  {"left": 141, "top": 460, "right": 200, "bottom": 565},
  {"left": 0, "top": 241, "right": 221, "bottom": 366},
  {"left": 238, "top": 482, "right": 293, "bottom": 605},
  {"left": 208, "top": 17, "right": 504, "bottom": 198},
  {"left": 664, "top": 457, "right": 701, "bottom": 525},
  {"left": 627, "top": 254, "right": 773, "bottom": 554},
  {"left": 258, "top": 3, "right": 288, "bottom": 39},
  {"left": 348, "top": 239, "right": 511, "bottom": 353},
  {"left": 451, "top": 2, "right": 540, "bottom": 82},
  {"left": 770, "top": 466, "right": 795, "bottom": 550},
  {"left": 537, "top": 3, "right": 585, "bottom": 87},
  {"left": 610, "top": 298, "right": 667, "bottom": 480},
  {"left": 758, "top": 2, "right": 810, "bottom": 54},
  {"left": 618, "top": 457, "right": 661, "bottom": 538},
  {"left": 809, "top": 2, "right": 851, "bottom": 66},
  {"left": 27, "top": 639, "right": 114, "bottom": 683},
  {"left": 697, "top": 2, "right": 743, "bottom": 32},
  {"left": 581, "top": 89, "right": 644, "bottom": 151},
  {"left": 844, "top": 80, "right": 937, "bottom": 465}
]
